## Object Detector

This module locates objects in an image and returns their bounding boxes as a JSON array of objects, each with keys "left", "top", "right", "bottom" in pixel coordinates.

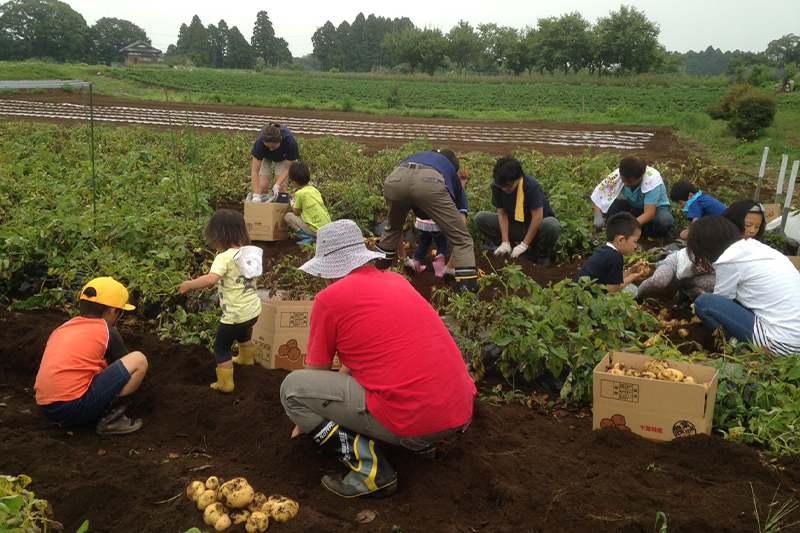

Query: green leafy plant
[{"left": 0, "top": 474, "right": 89, "bottom": 533}]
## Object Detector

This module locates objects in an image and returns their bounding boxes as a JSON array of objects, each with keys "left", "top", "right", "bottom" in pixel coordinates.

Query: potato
[
  {"left": 678, "top": 328, "right": 690, "bottom": 338},
  {"left": 683, "top": 376, "right": 698, "bottom": 384},
  {"left": 197, "top": 489, "right": 219, "bottom": 511},
  {"left": 230, "top": 509, "right": 251, "bottom": 525},
  {"left": 643, "top": 357, "right": 669, "bottom": 374},
  {"left": 640, "top": 371, "right": 657, "bottom": 379},
  {"left": 186, "top": 480, "right": 206, "bottom": 501},
  {"left": 658, "top": 368, "right": 684, "bottom": 382},
  {"left": 204, "top": 502, "right": 228, "bottom": 526},
  {"left": 248, "top": 492, "right": 268, "bottom": 513},
  {"left": 218, "top": 477, "right": 255, "bottom": 509},
  {"left": 624, "top": 368, "right": 640, "bottom": 377},
  {"left": 606, "top": 368, "right": 625, "bottom": 375},
  {"left": 205, "top": 476, "right": 220, "bottom": 491},
  {"left": 245, "top": 511, "right": 270, "bottom": 533},
  {"left": 214, "top": 514, "right": 232, "bottom": 532},
  {"left": 703, "top": 382, "right": 709, "bottom": 395},
  {"left": 266, "top": 495, "right": 299, "bottom": 523}
]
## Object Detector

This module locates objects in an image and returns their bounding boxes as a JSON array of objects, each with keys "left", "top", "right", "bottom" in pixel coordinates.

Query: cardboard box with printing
[
  {"left": 251, "top": 300, "right": 340, "bottom": 370},
  {"left": 244, "top": 202, "right": 289, "bottom": 242},
  {"left": 592, "top": 352, "right": 719, "bottom": 442}
]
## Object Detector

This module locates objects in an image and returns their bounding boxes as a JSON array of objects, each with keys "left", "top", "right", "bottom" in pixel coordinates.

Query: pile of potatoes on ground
[
  {"left": 655, "top": 307, "right": 702, "bottom": 338},
  {"left": 186, "top": 476, "right": 299, "bottom": 532},
  {"left": 605, "top": 357, "right": 710, "bottom": 394}
]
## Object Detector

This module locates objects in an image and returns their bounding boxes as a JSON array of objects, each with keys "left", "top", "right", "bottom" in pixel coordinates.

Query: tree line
[
  {"left": 0, "top": 0, "right": 797, "bottom": 79},
  {"left": 0, "top": 0, "right": 291, "bottom": 68}
]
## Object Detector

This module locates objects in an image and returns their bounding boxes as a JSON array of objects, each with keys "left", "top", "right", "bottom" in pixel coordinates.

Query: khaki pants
[
  {"left": 258, "top": 159, "right": 286, "bottom": 178},
  {"left": 280, "top": 369, "right": 468, "bottom": 451},
  {"left": 381, "top": 164, "right": 475, "bottom": 269},
  {"left": 284, "top": 212, "right": 316, "bottom": 236}
]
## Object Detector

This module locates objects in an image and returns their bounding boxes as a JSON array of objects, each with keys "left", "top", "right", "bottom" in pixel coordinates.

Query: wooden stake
[
  {"left": 754, "top": 146, "right": 769, "bottom": 202},
  {"left": 780, "top": 160, "right": 799, "bottom": 232},
  {"left": 776, "top": 154, "right": 789, "bottom": 204}
]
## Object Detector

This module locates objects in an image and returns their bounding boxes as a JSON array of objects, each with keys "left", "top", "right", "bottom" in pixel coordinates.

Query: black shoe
[{"left": 537, "top": 255, "right": 551, "bottom": 267}]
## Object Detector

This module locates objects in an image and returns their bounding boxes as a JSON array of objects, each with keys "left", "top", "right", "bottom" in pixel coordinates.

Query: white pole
[
  {"left": 775, "top": 154, "right": 789, "bottom": 204},
  {"left": 754, "top": 146, "right": 769, "bottom": 202},
  {"left": 780, "top": 160, "right": 799, "bottom": 232}
]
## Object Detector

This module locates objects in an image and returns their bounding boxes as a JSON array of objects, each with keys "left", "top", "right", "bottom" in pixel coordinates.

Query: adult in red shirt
[{"left": 280, "top": 219, "right": 476, "bottom": 498}]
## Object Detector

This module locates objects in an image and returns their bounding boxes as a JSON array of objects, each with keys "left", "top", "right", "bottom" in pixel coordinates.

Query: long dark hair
[
  {"left": 722, "top": 199, "right": 766, "bottom": 242},
  {"left": 204, "top": 209, "right": 251, "bottom": 250},
  {"left": 686, "top": 215, "right": 742, "bottom": 264}
]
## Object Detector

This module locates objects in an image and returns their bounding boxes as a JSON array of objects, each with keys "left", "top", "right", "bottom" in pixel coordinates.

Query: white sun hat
[{"left": 299, "top": 219, "right": 385, "bottom": 279}]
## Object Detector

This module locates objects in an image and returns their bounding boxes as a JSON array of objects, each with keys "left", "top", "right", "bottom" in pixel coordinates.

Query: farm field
[{"left": 2, "top": 70, "right": 800, "bottom": 531}]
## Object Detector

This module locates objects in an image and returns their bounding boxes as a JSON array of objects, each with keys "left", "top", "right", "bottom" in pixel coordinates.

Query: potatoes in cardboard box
[
  {"left": 251, "top": 300, "right": 339, "bottom": 370},
  {"left": 244, "top": 202, "right": 289, "bottom": 242},
  {"left": 593, "top": 352, "right": 718, "bottom": 442}
]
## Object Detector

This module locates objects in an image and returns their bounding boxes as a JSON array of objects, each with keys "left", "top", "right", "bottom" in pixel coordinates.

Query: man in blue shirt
[
  {"left": 474, "top": 157, "right": 561, "bottom": 266},
  {"left": 375, "top": 149, "right": 477, "bottom": 293}
]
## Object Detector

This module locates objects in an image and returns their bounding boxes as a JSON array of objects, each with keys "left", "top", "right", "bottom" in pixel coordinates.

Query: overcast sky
[{"left": 64, "top": 0, "right": 798, "bottom": 58}]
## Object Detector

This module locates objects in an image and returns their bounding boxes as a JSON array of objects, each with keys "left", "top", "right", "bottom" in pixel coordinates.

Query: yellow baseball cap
[{"left": 78, "top": 277, "right": 135, "bottom": 311}]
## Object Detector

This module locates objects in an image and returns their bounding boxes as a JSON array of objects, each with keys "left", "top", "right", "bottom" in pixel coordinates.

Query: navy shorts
[
  {"left": 38, "top": 359, "right": 131, "bottom": 426},
  {"left": 213, "top": 317, "right": 258, "bottom": 364}
]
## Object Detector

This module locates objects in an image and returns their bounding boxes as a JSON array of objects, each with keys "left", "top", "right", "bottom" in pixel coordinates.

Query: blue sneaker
[{"left": 296, "top": 229, "right": 315, "bottom": 246}]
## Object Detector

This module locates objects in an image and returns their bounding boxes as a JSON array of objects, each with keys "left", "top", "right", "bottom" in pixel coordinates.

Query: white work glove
[
  {"left": 290, "top": 196, "right": 295, "bottom": 208},
  {"left": 592, "top": 212, "right": 605, "bottom": 230},
  {"left": 272, "top": 184, "right": 281, "bottom": 196},
  {"left": 510, "top": 242, "right": 529, "bottom": 258},
  {"left": 494, "top": 242, "right": 512, "bottom": 257},
  {"left": 251, "top": 193, "right": 262, "bottom": 203}
]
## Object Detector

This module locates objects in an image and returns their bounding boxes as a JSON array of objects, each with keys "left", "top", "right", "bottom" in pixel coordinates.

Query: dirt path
[{"left": 0, "top": 92, "right": 686, "bottom": 159}]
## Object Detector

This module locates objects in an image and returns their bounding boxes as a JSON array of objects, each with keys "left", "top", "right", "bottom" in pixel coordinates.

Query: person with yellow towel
[{"left": 474, "top": 156, "right": 561, "bottom": 266}]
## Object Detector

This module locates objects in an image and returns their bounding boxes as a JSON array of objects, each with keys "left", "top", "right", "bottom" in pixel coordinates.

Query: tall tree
[
  {"left": 0, "top": 0, "right": 90, "bottom": 61},
  {"left": 447, "top": 20, "right": 481, "bottom": 75},
  {"left": 382, "top": 26, "right": 423, "bottom": 74},
  {"left": 207, "top": 19, "right": 229, "bottom": 68},
  {"left": 251, "top": 10, "right": 291, "bottom": 67},
  {"left": 594, "top": 6, "right": 662, "bottom": 75},
  {"left": 90, "top": 17, "right": 148, "bottom": 65},
  {"left": 535, "top": 12, "right": 591, "bottom": 75},
  {"left": 168, "top": 15, "right": 212, "bottom": 67},
  {"left": 311, "top": 21, "right": 339, "bottom": 71},
  {"left": 766, "top": 34, "right": 800, "bottom": 66},
  {"left": 225, "top": 25, "right": 254, "bottom": 69},
  {"left": 418, "top": 27, "right": 448, "bottom": 76}
]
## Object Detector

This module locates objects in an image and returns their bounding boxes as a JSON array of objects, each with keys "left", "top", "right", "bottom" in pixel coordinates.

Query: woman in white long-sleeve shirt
[{"left": 686, "top": 215, "right": 800, "bottom": 355}]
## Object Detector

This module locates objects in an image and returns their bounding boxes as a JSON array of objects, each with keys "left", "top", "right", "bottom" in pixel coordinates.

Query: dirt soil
[
  {"left": 2, "top": 234, "right": 799, "bottom": 533},
  {"left": 0, "top": 91, "right": 686, "bottom": 160}
]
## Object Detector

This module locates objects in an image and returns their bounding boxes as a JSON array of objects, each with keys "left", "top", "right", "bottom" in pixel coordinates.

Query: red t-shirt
[
  {"left": 305, "top": 265, "right": 476, "bottom": 436},
  {"left": 35, "top": 317, "right": 127, "bottom": 405}
]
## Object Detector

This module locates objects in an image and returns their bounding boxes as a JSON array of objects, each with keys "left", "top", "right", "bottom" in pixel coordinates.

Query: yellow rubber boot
[
  {"left": 231, "top": 345, "right": 257, "bottom": 365},
  {"left": 210, "top": 367, "right": 234, "bottom": 393}
]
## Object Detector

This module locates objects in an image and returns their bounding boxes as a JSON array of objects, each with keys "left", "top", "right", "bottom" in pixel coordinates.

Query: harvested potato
[
  {"left": 204, "top": 502, "right": 228, "bottom": 526},
  {"left": 640, "top": 371, "right": 657, "bottom": 379},
  {"left": 643, "top": 357, "right": 669, "bottom": 374},
  {"left": 214, "top": 514, "right": 231, "bottom": 532},
  {"left": 245, "top": 511, "right": 270, "bottom": 533},
  {"left": 230, "top": 509, "right": 251, "bottom": 525},
  {"left": 248, "top": 492, "right": 268, "bottom": 513},
  {"left": 267, "top": 495, "right": 299, "bottom": 523},
  {"left": 186, "top": 480, "right": 206, "bottom": 501},
  {"left": 703, "top": 382, "right": 709, "bottom": 395},
  {"left": 678, "top": 328, "right": 690, "bottom": 338},
  {"left": 658, "top": 368, "right": 685, "bottom": 382},
  {"left": 606, "top": 368, "right": 625, "bottom": 375},
  {"left": 218, "top": 477, "right": 255, "bottom": 509},
  {"left": 206, "top": 476, "right": 220, "bottom": 491},
  {"left": 657, "top": 308, "right": 670, "bottom": 319},
  {"left": 197, "top": 489, "right": 219, "bottom": 511},
  {"left": 624, "top": 368, "right": 641, "bottom": 377},
  {"left": 683, "top": 376, "right": 698, "bottom": 384}
]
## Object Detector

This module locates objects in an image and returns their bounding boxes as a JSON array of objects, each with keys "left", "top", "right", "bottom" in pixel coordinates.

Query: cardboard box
[
  {"left": 592, "top": 352, "right": 719, "bottom": 442},
  {"left": 762, "top": 203, "right": 781, "bottom": 224},
  {"left": 244, "top": 202, "right": 289, "bottom": 241},
  {"left": 251, "top": 300, "right": 340, "bottom": 370}
]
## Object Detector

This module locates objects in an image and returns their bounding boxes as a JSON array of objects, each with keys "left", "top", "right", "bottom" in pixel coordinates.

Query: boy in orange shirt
[{"left": 34, "top": 277, "right": 149, "bottom": 435}]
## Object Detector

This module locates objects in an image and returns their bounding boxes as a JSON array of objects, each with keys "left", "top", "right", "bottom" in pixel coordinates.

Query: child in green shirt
[{"left": 285, "top": 162, "right": 332, "bottom": 245}]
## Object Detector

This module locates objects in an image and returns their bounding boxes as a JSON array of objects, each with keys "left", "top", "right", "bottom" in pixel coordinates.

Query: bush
[{"left": 707, "top": 85, "right": 776, "bottom": 139}]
